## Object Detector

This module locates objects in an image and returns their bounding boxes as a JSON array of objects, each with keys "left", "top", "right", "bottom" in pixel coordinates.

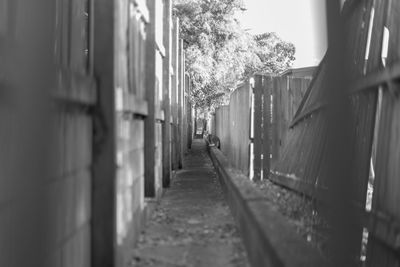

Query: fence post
[
  {"left": 144, "top": 0, "right": 157, "bottom": 197},
  {"left": 185, "top": 74, "right": 192, "bottom": 150},
  {"left": 178, "top": 39, "right": 184, "bottom": 168},
  {"left": 271, "top": 77, "right": 279, "bottom": 166},
  {"left": 253, "top": 76, "right": 263, "bottom": 181},
  {"left": 162, "top": 0, "right": 172, "bottom": 187},
  {"left": 171, "top": 18, "right": 179, "bottom": 170},
  {"left": 92, "top": 0, "right": 116, "bottom": 264},
  {"left": 323, "top": 0, "right": 359, "bottom": 264},
  {"left": 263, "top": 76, "right": 272, "bottom": 180}
]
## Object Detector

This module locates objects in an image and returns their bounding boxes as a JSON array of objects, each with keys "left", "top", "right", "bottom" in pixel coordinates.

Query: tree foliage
[
  {"left": 253, "top": 33, "right": 296, "bottom": 74},
  {"left": 173, "top": 0, "right": 295, "bottom": 109}
]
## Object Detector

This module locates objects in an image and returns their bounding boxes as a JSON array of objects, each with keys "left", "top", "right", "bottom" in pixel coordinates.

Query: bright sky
[{"left": 237, "top": 0, "right": 328, "bottom": 68}]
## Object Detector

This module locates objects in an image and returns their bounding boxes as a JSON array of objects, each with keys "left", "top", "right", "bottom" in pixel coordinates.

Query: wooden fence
[
  {"left": 271, "top": 0, "right": 400, "bottom": 264},
  {"left": 0, "top": 0, "right": 192, "bottom": 266},
  {"left": 211, "top": 77, "right": 310, "bottom": 180},
  {"left": 212, "top": 82, "right": 252, "bottom": 176},
  {"left": 268, "top": 76, "right": 311, "bottom": 167},
  {"left": 214, "top": 106, "right": 230, "bottom": 153},
  {"left": 114, "top": 0, "right": 191, "bottom": 265},
  {"left": 212, "top": 0, "right": 400, "bottom": 264},
  {"left": 217, "top": 0, "right": 400, "bottom": 265}
]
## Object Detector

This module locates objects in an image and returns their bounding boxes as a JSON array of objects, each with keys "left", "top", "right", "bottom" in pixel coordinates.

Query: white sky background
[{"left": 237, "top": 0, "right": 328, "bottom": 68}]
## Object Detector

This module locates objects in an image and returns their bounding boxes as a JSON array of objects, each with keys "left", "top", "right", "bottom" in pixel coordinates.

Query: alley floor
[{"left": 131, "top": 139, "right": 250, "bottom": 267}]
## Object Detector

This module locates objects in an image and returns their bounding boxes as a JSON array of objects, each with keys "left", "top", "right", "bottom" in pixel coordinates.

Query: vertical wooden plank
[
  {"left": 182, "top": 73, "right": 187, "bottom": 154},
  {"left": 70, "top": 0, "right": 89, "bottom": 74},
  {"left": 186, "top": 74, "right": 192, "bottom": 149},
  {"left": 171, "top": 18, "right": 179, "bottom": 170},
  {"left": 220, "top": 106, "right": 229, "bottom": 155},
  {"left": 162, "top": 0, "right": 171, "bottom": 188},
  {"left": 183, "top": 50, "right": 188, "bottom": 154},
  {"left": 0, "top": 0, "right": 8, "bottom": 35},
  {"left": 229, "top": 90, "right": 237, "bottom": 169},
  {"left": 271, "top": 77, "right": 279, "bottom": 166},
  {"left": 253, "top": 76, "right": 263, "bottom": 181},
  {"left": 246, "top": 81, "right": 252, "bottom": 176},
  {"left": 280, "top": 76, "right": 289, "bottom": 152},
  {"left": 228, "top": 82, "right": 252, "bottom": 175},
  {"left": 178, "top": 39, "right": 184, "bottom": 168},
  {"left": 183, "top": 73, "right": 189, "bottom": 151},
  {"left": 88, "top": 0, "right": 95, "bottom": 75},
  {"left": 263, "top": 76, "right": 272, "bottom": 180},
  {"left": 61, "top": 0, "right": 71, "bottom": 66},
  {"left": 324, "top": 0, "right": 361, "bottom": 264},
  {"left": 0, "top": 1, "right": 58, "bottom": 266},
  {"left": 367, "top": 89, "right": 400, "bottom": 267},
  {"left": 144, "top": 0, "right": 156, "bottom": 197},
  {"left": 92, "top": 0, "right": 116, "bottom": 265}
]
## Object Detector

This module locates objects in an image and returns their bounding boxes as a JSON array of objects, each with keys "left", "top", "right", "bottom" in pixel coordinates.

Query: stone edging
[{"left": 207, "top": 145, "right": 331, "bottom": 267}]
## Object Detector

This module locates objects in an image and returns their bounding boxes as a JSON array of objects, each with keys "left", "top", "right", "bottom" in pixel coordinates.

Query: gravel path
[{"left": 131, "top": 139, "right": 250, "bottom": 267}]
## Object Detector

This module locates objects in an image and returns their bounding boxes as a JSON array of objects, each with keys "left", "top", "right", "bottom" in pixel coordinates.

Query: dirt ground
[
  {"left": 254, "top": 177, "right": 330, "bottom": 256},
  {"left": 131, "top": 140, "right": 249, "bottom": 267}
]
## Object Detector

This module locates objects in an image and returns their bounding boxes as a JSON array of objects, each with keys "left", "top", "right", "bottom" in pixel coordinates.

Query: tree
[
  {"left": 173, "top": 0, "right": 295, "bottom": 110},
  {"left": 253, "top": 33, "right": 296, "bottom": 74}
]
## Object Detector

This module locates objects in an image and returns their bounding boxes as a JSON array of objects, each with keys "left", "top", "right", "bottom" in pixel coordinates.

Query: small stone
[
  {"left": 188, "top": 219, "right": 201, "bottom": 224},
  {"left": 307, "top": 234, "right": 312, "bottom": 242}
]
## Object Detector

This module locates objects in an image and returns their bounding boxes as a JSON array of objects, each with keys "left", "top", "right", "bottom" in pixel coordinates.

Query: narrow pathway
[{"left": 131, "top": 139, "right": 250, "bottom": 267}]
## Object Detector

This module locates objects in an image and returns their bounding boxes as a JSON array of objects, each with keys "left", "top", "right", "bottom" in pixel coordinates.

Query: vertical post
[
  {"left": 194, "top": 108, "right": 197, "bottom": 138},
  {"left": 1, "top": 1, "right": 54, "bottom": 266},
  {"left": 271, "top": 78, "right": 279, "bottom": 165},
  {"left": 186, "top": 74, "right": 192, "bottom": 149},
  {"left": 189, "top": 80, "right": 193, "bottom": 148},
  {"left": 182, "top": 54, "right": 188, "bottom": 154},
  {"left": 144, "top": 0, "right": 157, "bottom": 197},
  {"left": 92, "top": 0, "right": 116, "bottom": 265},
  {"left": 178, "top": 39, "right": 184, "bottom": 168},
  {"left": 253, "top": 75, "right": 263, "bottom": 181},
  {"left": 171, "top": 18, "right": 179, "bottom": 170},
  {"left": 182, "top": 72, "right": 187, "bottom": 154},
  {"left": 263, "top": 76, "right": 272, "bottom": 180},
  {"left": 323, "top": 0, "right": 358, "bottom": 264},
  {"left": 162, "top": 0, "right": 172, "bottom": 187}
]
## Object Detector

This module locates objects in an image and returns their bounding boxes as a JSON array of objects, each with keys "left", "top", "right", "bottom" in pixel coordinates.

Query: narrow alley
[
  {"left": 1, "top": 0, "right": 400, "bottom": 266},
  {"left": 132, "top": 139, "right": 249, "bottom": 267}
]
